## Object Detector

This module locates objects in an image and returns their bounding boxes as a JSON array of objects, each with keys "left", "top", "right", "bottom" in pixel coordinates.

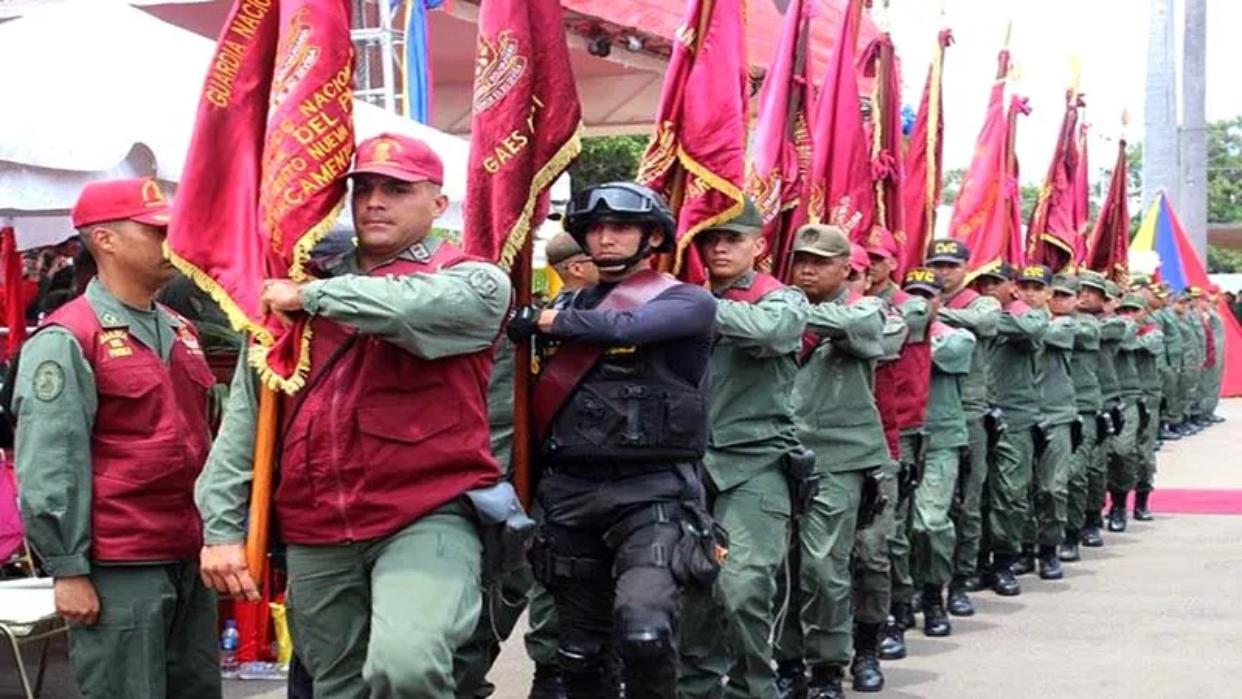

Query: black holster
[
  {"left": 857, "top": 468, "right": 890, "bottom": 530},
  {"left": 983, "top": 407, "right": 1007, "bottom": 457},
  {"left": 954, "top": 447, "right": 972, "bottom": 508},
  {"left": 463, "top": 482, "right": 537, "bottom": 584},
  {"left": 1095, "top": 411, "right": 1113, "bottom": 444},
  {"left": 1109, "top": 403, "right": 1125, "bottom": 436},
  {"left": 1137, "top": 397, "right": 1151, "bottom": 435},
  {"left": 670, "top": 499, "right": 730, "bottom": 590},
  {"left": 1070, "top": 416, "right": 1084, "bottom": 453},
  {"left": 1032, "top": 421, "right": 1051, "bottom": 462},
  {"left": 898, "top": 431, "right": 928, "bottom": 504},
  {"left": 781, "top": 447, "right": 820, "bottom": 518}
]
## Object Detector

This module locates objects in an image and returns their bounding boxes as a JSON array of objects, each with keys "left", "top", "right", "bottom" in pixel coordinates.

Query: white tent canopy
[{"left": 0, "top": 0, "right": 565, "bottom": 252}]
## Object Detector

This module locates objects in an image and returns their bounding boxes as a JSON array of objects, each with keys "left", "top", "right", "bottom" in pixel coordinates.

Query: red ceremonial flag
[
  {"left": 785, "top": 0, "right": 873, "bottom": 275},
  {"left": 747, "top": 0, "right": 813, "bottom": 273},
  {"left": 463, "top": 0, "right": 583, "bottom": 269},
  {"left": 1071, "top": 120, "right": 1091, "bottom": 263},
  {"left": 900, "top": 29, "right": 951, "bottom": 277},
  {"left": 167, "top": 0, "right": 355, "bottom": 393},
  {"left": 860, "top": 31, "right": 905, "bottom": 269},
  {"left": 948, "top": 47, "right": 1023, "bottom": 274},
  {"left": 1026, "top": 90, "right": 1085, "bottom": 272},
  {"left": 637, "top": 0, "right": 749, "bottom": 283},
  {"left": 1084, "top": 138, "right": 1130, "bottom": 282},
  {"left": 1002, "top": 94, "right": 1031, "bottom": 267},
  {"left": 1, "top": 227, "right": 25, "bottom": 360}
]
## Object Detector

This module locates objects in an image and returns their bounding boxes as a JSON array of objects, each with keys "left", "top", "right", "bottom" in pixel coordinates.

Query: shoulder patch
[
  {"left": 468, "top": 268, "right": 500, "bottom": 299},
  {"left": 33, "top": 361, "right": 66, "bottom": 402}
]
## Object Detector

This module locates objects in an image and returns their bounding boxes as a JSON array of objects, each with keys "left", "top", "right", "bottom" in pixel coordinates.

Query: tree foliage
[
  {"left": 1207, "top": 116, "right": 1242, "bottom": 223},
  {"left": 568, "top": 135, "right": 649, "bottom": 194}
]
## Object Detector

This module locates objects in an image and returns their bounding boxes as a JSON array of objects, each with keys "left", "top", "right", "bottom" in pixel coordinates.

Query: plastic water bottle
[{"left": 220, "top": 619, "right": 240, "bottom": 673}]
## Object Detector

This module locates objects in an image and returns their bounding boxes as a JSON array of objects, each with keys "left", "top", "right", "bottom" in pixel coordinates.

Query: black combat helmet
[{"left": 563, "top": 182, "right": 677, "bottom": 253}]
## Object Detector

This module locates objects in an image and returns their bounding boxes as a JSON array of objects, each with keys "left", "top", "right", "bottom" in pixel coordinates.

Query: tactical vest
[
  {"left": 540, "top": 272, "right": 707, "bottom": 464},
  {"left": 276, "top": 243, "right": 500, "bottom": 544},
  {"left": 882, "top": 288, "right": 932, "bottom": 435},
  {"left": 42, "top": 296, "right": 213, "bottom": 562}
]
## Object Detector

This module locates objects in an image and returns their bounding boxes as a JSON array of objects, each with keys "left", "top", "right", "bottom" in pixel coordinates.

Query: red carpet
[{"left": 1149, "top": 489, "right": 1242, "bottom": 515}]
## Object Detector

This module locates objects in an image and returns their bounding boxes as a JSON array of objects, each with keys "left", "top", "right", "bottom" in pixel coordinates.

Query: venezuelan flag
[{"left": 1132, "top": 192, "right": 1242, "bottom": 396}]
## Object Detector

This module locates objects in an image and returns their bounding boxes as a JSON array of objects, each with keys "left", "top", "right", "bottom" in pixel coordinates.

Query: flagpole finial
[
  {"left": 1070, "top": 53, "right": 1082, "bottom": 94},
  {"left": 1003, "top": 20, "right": 1013, "bottom": 50},
  {"left": 939, "top": 0, "right": 948, "bottom": 17}
]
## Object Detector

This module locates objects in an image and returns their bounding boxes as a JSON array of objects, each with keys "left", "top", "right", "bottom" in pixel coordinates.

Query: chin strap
[{"left": 590, "top": 236, "right": 654, "bottom": 273}]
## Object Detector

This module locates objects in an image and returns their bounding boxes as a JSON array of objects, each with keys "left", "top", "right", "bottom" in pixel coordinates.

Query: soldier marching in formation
[{"left": 11, "top": 163, "right": 1227, "bottom": 699}]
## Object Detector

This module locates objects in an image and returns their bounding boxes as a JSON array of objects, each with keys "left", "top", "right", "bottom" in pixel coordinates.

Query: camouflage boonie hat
[
  {"left": 1078, "top": 270, "right": 1108, "bottom": 293},
  {"left": 792, "top": 224, "right": 851, "bottom": 258},
  {"left": 1051, "top": 274, "right": 1079, "bottom": 295}
]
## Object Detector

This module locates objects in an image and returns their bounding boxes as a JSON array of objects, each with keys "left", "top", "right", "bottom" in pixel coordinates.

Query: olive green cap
[
  {"left": 545, "top": 231, "right": 587, "bottom": 266},
  {"left": 1104, "top": 280, "right": 1122, "bottom": 299},
  {"left": 791, "top": 223, "right": 851, "bottom": 258},
  {"left": 1118, "top": 293, "right": 1147, "bottom": 311},
  {"left": 706, "top": 197, "right": 764, "bottom": 235}
]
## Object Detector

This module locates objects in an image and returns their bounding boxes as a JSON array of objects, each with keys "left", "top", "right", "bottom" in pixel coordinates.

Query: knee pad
[{"left": 619, "top": 627, "right": 672, "bottom": 661}]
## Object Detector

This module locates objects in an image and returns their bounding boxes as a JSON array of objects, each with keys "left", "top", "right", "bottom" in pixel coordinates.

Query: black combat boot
[
  {"left": 528, "top": 663, "right": 569, "bottom": 699},
  {"left": 806, "top": 663, "right": 845, "bottom": 699},
  {"left": 1134, "top": 490, "right": 1154, "bottom": 521},
  {"left": 849, "top": 623, "right": 885, "bottom": 692},
  {"left": 947, "top": 576, "right": 975, "bottom": 617},
  {"left": 1037, "top": 545, "right": 1063, "bottom": 580},
  {"left": 1107, "top": 491, "right": 1128, "bottom": 532},
  {"left": 990, "top": 555, "right": 1022, "bottom": 596},
  {"left": 878, "top": 614, "right": 906, "bottom": 661},
  {"left": 1081, "top": 514, "right": 1105, "bottom": 547},
  {"left": 1010, "top": 544, "right": 1037, "bottom": 576},
  {"left": 921, "top": 585, "right": 952, "bottom": 636},
  {"left": 1058, "top": 529, "right": 1081, "bottom": 562},
  {"left": 1159, "top": 422, "right": 1182, "bottom": 440},
  {"left": 775, "top": 658, "right": 807, "bottom": 699},
  {"left": 894, "top": 600, "right": 916, "bottom": 631}
]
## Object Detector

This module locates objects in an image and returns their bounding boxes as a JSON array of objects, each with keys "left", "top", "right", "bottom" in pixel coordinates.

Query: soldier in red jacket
[{"left": 14, "top": 178, "right": 220, "bottom": 697}]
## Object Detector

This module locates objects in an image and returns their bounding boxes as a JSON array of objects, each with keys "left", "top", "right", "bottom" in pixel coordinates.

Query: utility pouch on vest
[
  {"left": 1032, "top": 421, "right": 1051, "bottom": 462},
  {"left": 670, "top": 500, "right": 729, "bottom": 590},
  {"left": 1095, "top": 411, "right": 1113, "bottom": 443},
  {"left": 983, "top": 407, "right": 1006, "bottom": 457},
  {"left": 898, "top": 432, "right": 927, "bottom": 504},
  {"left": 463, "top": 482, "right": 536, "bottom": 583},
  {"left": 781, "top": 447, "right": 820, "bottom": 518},
  {"left": 1070, "top": 416, "right": 1084, "bottom": 453},
  {"left": 857, "top": 468, "right": 889, "bottom": 530},
  {"left": 1137, "top": 397, "right": 1151, "bottom": 434},
  {"left": 1109, "top": 404, "right": 1125, "bottom": 436}
]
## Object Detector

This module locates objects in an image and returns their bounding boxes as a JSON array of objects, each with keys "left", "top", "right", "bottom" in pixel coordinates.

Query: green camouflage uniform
[
  {"left": 938, "top": 291, "right": 1002, "bottom": 580},
  {"left": 984, "top": 304, "right": 1049, "bottom": 564},
  {"left": 1198, "top": 306, "right": 1225, "bottom": 417},
  {"left": 1179, "top": 308, "right": 1206, "bottom": 421},
  {"left": 14, "top": 279, "right": 220, "bottom": 699},
  {"left": 679, "top": 273, "right": 807, "bottom": 699},
  {"left": 1136, "top": 324, "right": 1166, "bottom": 495},
  {"left": 197, "top": 243, "right": 511, "bottom": 699},
  {"left": 1094, "top": 316, "right": 1127, "bottom": 522},
  {"left": 912, "top": 325, "right": 975, "bottom": 588},
  {"left": 1109, "top": 319, "right": 1144, "bottom": 495},
  {"left": 876, "top": 286, "right": 931, "bottom": 612},
  {"left": 1066, "top": 311, "right": 1102, "bottom": 539},
  {"left": 1027, "top": 313, "right": 1077, "bottom": 549},
  {"left": 780, "top": 288, "right": 888, "bottom": 669},
  {"left": 1155, "top": 307, "right": 1185, "bottom": 426}
]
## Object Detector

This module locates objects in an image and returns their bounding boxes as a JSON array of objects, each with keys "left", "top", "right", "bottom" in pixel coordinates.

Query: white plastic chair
[{"left": 0, "top": 577, "right": 67, "bottom": 698}]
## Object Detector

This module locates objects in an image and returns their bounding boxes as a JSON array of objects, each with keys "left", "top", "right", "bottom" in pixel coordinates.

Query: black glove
[{"left": 506, "top": 305, "right": 542, "bottom": 342}]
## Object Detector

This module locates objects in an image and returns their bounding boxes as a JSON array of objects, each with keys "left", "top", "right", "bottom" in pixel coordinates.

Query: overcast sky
[{"left": 876, "top": 0, "right": 1240, "bottom": 185}]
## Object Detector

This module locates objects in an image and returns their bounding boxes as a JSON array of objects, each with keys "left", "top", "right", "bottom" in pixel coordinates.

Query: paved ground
[{"left": 5, "top": 400, "right": 1240, "bottom": 698}]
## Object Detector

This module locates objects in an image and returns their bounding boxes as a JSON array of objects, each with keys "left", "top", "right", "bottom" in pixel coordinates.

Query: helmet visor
[{"left": 569, "top": 185, "right": 659, "bottom": 218}]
